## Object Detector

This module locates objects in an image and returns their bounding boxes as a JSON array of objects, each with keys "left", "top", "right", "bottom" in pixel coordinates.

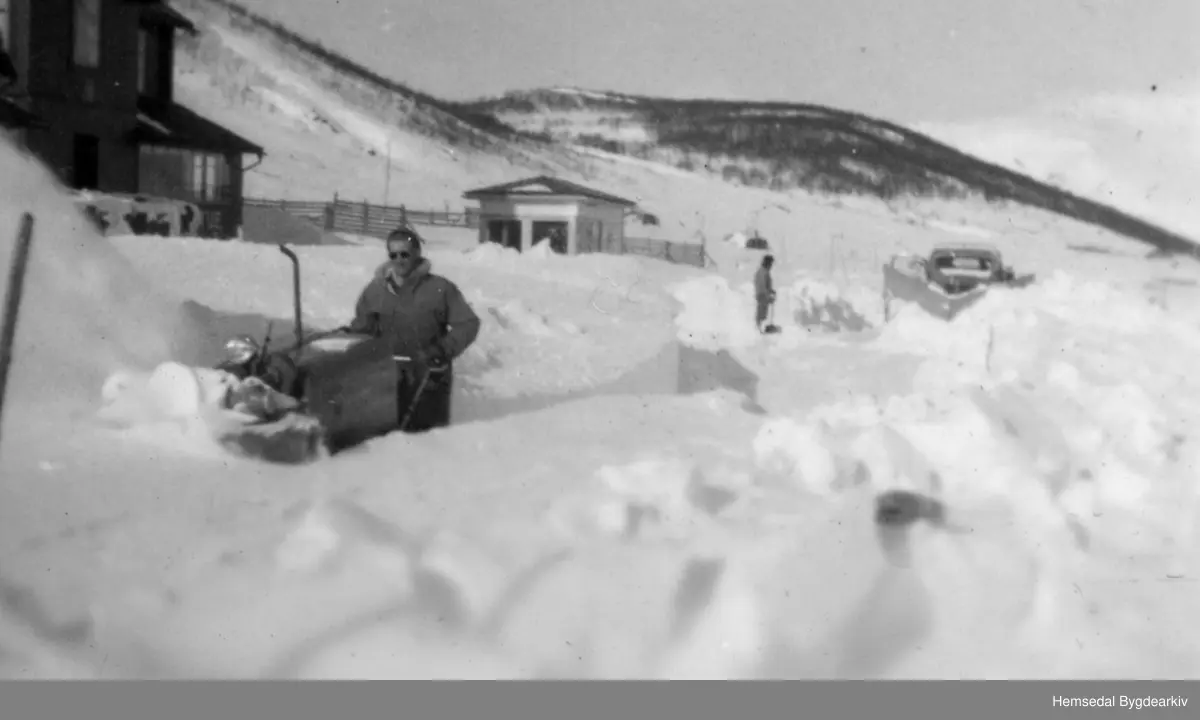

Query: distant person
[
  {"left": 180, "top": 204, "right": 196, "bottom": 235},
  {"left": 754, "top": 254, "right": 777, "bottom": 332},
  {"left": 343, "top": 227, "right": 481, "bottom": 433}
]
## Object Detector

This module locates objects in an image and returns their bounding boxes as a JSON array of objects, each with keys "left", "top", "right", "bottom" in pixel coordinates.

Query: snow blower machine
[{"left": 212, "top": 244, "right": 403, "bottom": 464}]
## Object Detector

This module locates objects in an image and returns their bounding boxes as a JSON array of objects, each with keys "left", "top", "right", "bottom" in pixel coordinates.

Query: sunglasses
[{"left": 388, "top": 250, "right": 413, "bottom": 260}]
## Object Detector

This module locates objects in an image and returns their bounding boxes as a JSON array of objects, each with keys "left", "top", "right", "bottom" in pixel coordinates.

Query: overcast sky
[{"left": 236, "top": 0, "right": 1197, "bottom": 123}]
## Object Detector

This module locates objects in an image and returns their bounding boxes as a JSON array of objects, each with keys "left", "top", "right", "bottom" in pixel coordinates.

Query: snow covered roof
[
  {"left": 126, "top": 0, "right": 198, "bottom": 36},
  {"left": 131, "top": 100, "right": 265, "bottom": 156},
  {"left": 462, "top": 175, "right": 637, "bottom": 207}
]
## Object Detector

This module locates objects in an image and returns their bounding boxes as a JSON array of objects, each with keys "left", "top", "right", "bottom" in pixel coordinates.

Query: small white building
[{"left": 462, "top": 175, "right": 637, "bottom": 255}]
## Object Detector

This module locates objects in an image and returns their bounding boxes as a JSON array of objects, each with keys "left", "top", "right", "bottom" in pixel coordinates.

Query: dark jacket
[
  {"left": 754, "top": 266, "right": 774, "bottom": 303},
  {"left": 348, "top": 258, "right": 481, "bottom": 368}
]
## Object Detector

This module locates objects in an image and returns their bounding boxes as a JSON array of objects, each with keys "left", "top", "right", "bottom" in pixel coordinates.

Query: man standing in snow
[
  {"left": 345, "top": 227, "right": 481, "bottom": 433},
  {"left": 754, "top": 254, "right": 777, "bottom": 332}
]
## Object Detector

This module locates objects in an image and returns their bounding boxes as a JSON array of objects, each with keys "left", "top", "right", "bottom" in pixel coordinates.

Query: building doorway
[
  {"left": 532, "top": 221, "right": 568, "bottom": 254},
  {"left": 487, "top": 219, "right": 522, "bottom": 251},
  {"left": 71, "top": 134, "right": 100, "bottom": 190}
]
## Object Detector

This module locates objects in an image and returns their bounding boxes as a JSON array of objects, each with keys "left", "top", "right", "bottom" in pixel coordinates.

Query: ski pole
[{"left": 0, "top": 213, "right": 35, "bottom": 458}]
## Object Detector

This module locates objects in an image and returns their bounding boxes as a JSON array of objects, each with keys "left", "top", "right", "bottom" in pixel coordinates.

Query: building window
[
  {"left": 137, "top": 27, "right": 166, "bottom": 98},
  {"left": 1, "top": 0, "right": 11, "bottom": 48},
  {"left": 532, "top": 221, "right": 568, "bottom": 254},
  {"left": 486, "top": 219, "right": 522, "bottom": 251},
  {"left": 136, "top": 28, "right": 146, "bottom": 94},
  {"left": 138, "top": 146, "right": 231, "bottom": 204},
  {"left": 72, "top": 0, "right": 101, "bottom": 69},
  {"left": 0, "top": 0, "right": 15, "bottom": 89},
  {"left": 201, "top": 210, "right": 223, "bottom": 237}
]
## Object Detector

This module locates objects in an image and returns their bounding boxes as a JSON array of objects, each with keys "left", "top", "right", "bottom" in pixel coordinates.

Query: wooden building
[
  {"left": 0, "top": 0, "right": 264, "bottom": 238},
  {"left": 463, "top": 176, "right": 637, "bottom": 255}
]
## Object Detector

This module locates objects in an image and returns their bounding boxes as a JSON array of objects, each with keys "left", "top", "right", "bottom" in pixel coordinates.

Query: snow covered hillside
[
  {"left": 4, "top": 104, "right": 1200, "bottom": 680},
  {"left": 160, "top": 0, "right": 1200, "bottom": 261},
  {"left": 467, "top": 87, "right": 1198, "bottom": 254},
  {"left": 919, "top": 85, "right": 1200, "bottom": 241}
]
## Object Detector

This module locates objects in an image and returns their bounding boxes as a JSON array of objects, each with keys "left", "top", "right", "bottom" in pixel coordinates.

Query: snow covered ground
[
  {"left": 6, "top": 5, "right": 1200, "bottom": 676},
  {"left": 3, "top": 116, "right": 1200, "bottom": 679}
]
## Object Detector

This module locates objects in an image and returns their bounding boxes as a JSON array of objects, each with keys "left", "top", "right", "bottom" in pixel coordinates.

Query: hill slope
[
  {"left": 166, "top": 0, "right": 1189, "bottom": 260},
  {"left": 466, "top": 87, "right": 1198, "bottom": 252},
  {"left": 918, "top": 86, "right": 1200, "bottom": 240}
]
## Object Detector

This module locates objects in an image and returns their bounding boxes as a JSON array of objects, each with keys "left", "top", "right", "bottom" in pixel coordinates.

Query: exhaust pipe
[{"left": 278, "top": 244, "right": 303, "bottom": 346}]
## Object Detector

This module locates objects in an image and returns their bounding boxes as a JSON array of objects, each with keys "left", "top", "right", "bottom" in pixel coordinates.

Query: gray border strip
[{"left": 0, "top": 680, "right": 1196, "bottom": 720}]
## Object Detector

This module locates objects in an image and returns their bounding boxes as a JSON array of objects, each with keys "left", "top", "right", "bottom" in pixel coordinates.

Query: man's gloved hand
[
  {"left": 769, "top": 291, "right": 777, "bottom": 303},
  {"left": 341, "top": 313, "right": 382, "bottom": 337},
  {"left": 419, "top": 344, "right": 449, "bottom": 370}
]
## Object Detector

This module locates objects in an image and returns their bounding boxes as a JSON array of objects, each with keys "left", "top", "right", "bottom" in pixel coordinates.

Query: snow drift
[
  {"left": 4, "top": 203, "right": 1200, "bottom": 678},
  {"left": 0, "top": 138, "right": 214, "bottom": 417}
]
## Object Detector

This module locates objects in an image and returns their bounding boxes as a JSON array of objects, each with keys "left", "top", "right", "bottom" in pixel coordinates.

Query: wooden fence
[
  {"left": 246, "top": 195, "right": 706, "bottom": 268},
  {"left": 621, "top": 236, "right": 706, "bottom": 268},
  {"left": 244, "top": 195, "right": 478, "bottom": 240}
]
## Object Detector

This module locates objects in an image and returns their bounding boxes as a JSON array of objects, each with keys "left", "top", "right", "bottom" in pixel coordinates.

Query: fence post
[
  {"left": 400, "top": 205, "right": 407, "bottom": 227},
  {"left": 361, "top": 199, "right": 369, "bottom": 234}
]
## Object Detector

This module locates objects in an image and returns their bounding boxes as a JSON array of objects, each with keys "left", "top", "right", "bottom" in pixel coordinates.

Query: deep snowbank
[
  {"left": 4, "top": 222, "right": 1200, "bottom": 679},
  {"left": 0, "top": 139, "right": 212, "bottom": 417},
  {"left": 756, "top": 269, "right": 1200, "bottom": 570},
  {"left": 665, "top": 262, "right": 1200, "bottom": 676}
]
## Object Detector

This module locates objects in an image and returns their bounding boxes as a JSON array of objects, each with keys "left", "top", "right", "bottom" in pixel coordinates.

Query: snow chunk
[
  {"left": 671, "top": 276, "right": 759, "bottom": 351},
  {"left": 753, "top": 418, "right": 839, "bottom": 496}
]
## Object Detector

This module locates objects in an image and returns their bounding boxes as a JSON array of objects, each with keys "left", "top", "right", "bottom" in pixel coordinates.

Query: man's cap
[{"left": 387, "top": 226, "right": 423, "bottom": 249}]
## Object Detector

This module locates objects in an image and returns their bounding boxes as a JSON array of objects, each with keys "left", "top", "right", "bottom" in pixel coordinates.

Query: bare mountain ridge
[{"left": 466, "top": 88, "right": 1197, "bottom": 254}]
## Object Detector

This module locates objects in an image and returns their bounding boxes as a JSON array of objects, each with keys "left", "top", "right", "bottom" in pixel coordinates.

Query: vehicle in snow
[
  {"left": 881, "top": 244, "right": 1035, "bottom": 321},
  {"left": 213, "top": 245, "right": 403, "bottom": 464}
]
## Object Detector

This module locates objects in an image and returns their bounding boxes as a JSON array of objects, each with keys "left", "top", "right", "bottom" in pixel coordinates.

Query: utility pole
[{"left": 382, "top": 137, "right": 392, "bottom": 207}]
